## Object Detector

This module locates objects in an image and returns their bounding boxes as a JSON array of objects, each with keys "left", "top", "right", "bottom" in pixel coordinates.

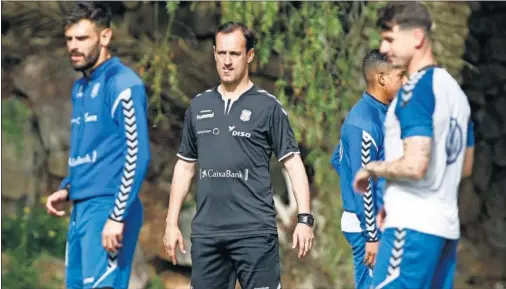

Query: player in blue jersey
[
  {"left": 331, "top": 49, "right": 404, "bottom": 289},
  {"left": 45, "top": 2, "right": 151, "bottom": 289},
  {"left": 353, "top": 2, "right": 475, "bottom": 289}
]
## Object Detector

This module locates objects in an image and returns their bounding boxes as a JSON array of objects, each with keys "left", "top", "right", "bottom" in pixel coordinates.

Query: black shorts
[{"left": 190, "top": 234, "right": 281, "bottom": 289}]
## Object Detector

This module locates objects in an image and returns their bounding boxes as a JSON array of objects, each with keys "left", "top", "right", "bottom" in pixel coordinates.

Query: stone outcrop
[{"left": 459, "top": 1, "right": 506, "bottom": 286}]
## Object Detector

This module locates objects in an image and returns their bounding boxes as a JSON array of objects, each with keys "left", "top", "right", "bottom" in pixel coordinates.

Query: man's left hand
[
  {"left": 102, "top": 219, "right": 124, "bottom": 254},
  {"left": 292, "top": 223, "right": 315, "bottom": 259},
  {"left": 353, "top": 168, "right": 373, "bottom": 193}
]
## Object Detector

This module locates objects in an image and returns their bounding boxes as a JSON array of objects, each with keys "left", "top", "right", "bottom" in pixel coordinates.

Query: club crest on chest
[
  {"left": 240, "top": 109, "right": 251, "bottom": 122},
  {"left": 91, "top": 83, "right": 101, "bottom": 98}
]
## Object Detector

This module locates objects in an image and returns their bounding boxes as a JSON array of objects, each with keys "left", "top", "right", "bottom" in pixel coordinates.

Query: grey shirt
[{"left": 177, "top": 85, "right": 300, "bottom": 238}]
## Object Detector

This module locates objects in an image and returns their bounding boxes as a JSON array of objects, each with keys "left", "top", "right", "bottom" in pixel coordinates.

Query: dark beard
[{"left": 72, "top": 45, "right": 101, "bottom": 72}]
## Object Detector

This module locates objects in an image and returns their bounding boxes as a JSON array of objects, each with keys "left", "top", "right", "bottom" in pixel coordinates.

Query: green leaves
[
  {"left": 1, "top": 205, "right": 69, "bottom": 289},
  {"left": 1, "top": 98, "right": 32, "bottom": 157},
  {"left": 2, "top": 205, "right": 68, "bottom": 260},
  {"left": 165, "top": 1, "right": 180, "bottom": 14},
  {"left": 221, "top": 1, "right": 281, "bottom": 68},
  {"left": 139, "top": 1, "right": 187, "bottom": 127}
]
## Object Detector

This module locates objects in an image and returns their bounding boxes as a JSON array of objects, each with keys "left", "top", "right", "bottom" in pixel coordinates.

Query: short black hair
[
  {"left": 362, "top": 49, "right": 391, "bottom": 82},
  {"left": 65, "top": 1, "right": 112, "bottom": 29},
  {"left": 213, "top": 21, "right": 256, "bottom": 52},
  {"left": 376, "top": 2, "right": 432, "bottom": 33}
]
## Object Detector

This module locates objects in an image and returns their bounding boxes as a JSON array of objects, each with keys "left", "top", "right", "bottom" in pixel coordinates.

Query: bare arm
[
  {"left": 282, "top": 154, "right": 311, "bottom": 214},
  {"left": 165, "top": 159, "right": 197, "bottom": 225},
  {"left": 365, "top": 136, "right": 432, "bottom": 181},
  {"left": 462, "top": 147, "right": 474, "bottom": 178}
]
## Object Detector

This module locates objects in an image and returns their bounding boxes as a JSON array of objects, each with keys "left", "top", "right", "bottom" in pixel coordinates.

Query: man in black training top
[{"left": 163, "top": 21, "right": 315, "bottom": 289}]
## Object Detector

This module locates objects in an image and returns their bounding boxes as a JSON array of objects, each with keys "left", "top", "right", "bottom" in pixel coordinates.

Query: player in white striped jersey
[{"left": 353, "top": 2, "right": 475, "bottom": 289}]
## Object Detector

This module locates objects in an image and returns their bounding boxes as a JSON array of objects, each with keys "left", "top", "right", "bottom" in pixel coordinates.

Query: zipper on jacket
[{"left": 71, "top": 82, "right": 88, "bottom": 188}]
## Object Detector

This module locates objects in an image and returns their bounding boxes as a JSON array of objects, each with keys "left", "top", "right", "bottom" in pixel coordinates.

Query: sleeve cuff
[
  {"left": 177, "top": 153, "right": 197, "bottom": 162},
  {"left": 467, "top": 124, "right": 475, "bottom": 147},
  {"left": 58, "top": 182, "right": 70, "bottom": 191},
  {"left": 278, "top": 151, "right": 300, "bottom": 162},
  {"left": 401, "top": 125, "right": 433, "bottom": 139},
  {"left": 109, "top": 215, "right": 124, "bottom": 223},
  {"left": 366, "top": 229, "right": 379, "bottom": 242}
]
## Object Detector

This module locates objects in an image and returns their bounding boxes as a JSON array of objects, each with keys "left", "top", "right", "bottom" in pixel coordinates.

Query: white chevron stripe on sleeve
[
  {"left": 361, "top": 130, "right": 378, "bottom": 241},
  {"left": 110, "top": 88, "right": 138, "bottom": 222}
]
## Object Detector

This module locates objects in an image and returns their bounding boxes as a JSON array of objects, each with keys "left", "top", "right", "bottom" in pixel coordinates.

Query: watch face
[{"left": 298, "top": 214, "right": 314, "bottom": 227}]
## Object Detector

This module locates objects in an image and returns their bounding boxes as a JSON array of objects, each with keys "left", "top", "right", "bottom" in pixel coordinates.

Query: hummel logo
[
  {"left": 84, "top": 112, "right": 97, "bottom": 122},
  {"left": 229, "top": 126, "right": 235, "bottom": 131},
  {"left": 197, "top": 110, "right": 214, "bottom": 120}
]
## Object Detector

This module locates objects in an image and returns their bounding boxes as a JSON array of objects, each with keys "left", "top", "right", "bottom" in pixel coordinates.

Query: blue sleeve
[
  {"left": 107, "top": 75, "right": 151, "bottom": 222},
  {"left": 376, "top": 177, "right": 386, "bottom": 212},
  {"left": 467, "top": 119, "right": 475, "bottom": 147},
  {"left": 58, "top": 176, "right": 70, "bottom": 190},
  {"left": 58, "top": 81, "right": 81, "bottom": 192},
  {"left": 395, "top": 83, "right": 435, "bottom": 139},
  {"left": 330, "top": 141, "right": 342, "bottom": 175},
  {"left": 347, "top": 125, "right": 379, "bottom": 242}
]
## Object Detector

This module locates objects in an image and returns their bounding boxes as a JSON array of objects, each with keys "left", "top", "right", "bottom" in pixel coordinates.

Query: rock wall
[{"left": 458, "top": 1, "right": 506, "bottom": 287}]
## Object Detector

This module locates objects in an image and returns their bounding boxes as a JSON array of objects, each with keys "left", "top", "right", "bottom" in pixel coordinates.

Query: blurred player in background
[
  {"left": 331, "top": 49, "right": 404, "bottom": 289},
  {"left": 353, "top": 2, "right": 475, "bottom": 289},
  {"left": 45, "top": 2, "right": 151, "bottom": 288}
]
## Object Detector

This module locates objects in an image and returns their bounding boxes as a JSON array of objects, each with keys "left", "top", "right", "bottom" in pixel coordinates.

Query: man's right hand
[
  {"left": 364, "top": 241, "right": 379, "bottom": 268},
  {"left": 163, "top": 224, "right": 186, "bottom": 265},
  {"left": 45, "top": 189, "right": 69, "bottom": 217}
]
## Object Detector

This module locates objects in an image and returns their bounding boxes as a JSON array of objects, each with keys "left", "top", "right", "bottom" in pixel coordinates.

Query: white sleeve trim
[
  {"left": 177, "top": 153, "right": 197, "bottom": 162},
  {"left": 258, "top": 89, "right": 288, "bottom": 116},
  {"left": 111, "top": 88, "right": 131, "bottom": 117},
  {"left": 278, "top": 151, "right": 300, "bottom": 162}
]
